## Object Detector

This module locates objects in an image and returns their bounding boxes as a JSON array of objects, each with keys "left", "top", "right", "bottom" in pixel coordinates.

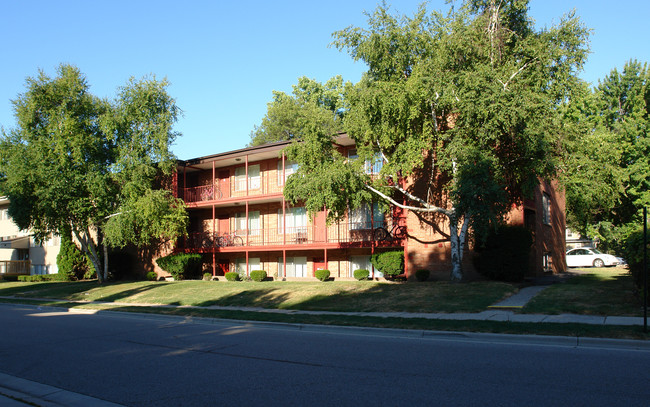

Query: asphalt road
[{"left": 0, "top": 304, "right": 649, "bottom": 407}]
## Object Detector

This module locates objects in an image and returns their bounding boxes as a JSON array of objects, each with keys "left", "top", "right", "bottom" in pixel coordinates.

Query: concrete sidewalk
[
  {"left": 1, "top": 295, "right": 646, "bottom": 326},
  {"left": 0, "top": 372, "right": 124, "bottom": 407}
]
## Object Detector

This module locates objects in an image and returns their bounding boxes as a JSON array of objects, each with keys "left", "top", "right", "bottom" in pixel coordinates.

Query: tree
[
  {"left": 0, "top": 64, "right": 188, "bottom": 283},
  {"left": 249, "top": 76, "right": 350, "bottom": 146},
  {"left": 562, "top": 60, "right": 649, "bottom": 252},
  {"left": 281, "top": 1, "right": 589, "bottom": 281}
]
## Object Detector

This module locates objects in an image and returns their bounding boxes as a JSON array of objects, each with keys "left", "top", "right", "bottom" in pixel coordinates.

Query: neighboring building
[
  {"left": 172, "top": 135, "right": 566, "bottom": 280},
  {"left": 0, "top": 197, "right": 61, "bottom": 277},
  {"left": 565, "top": 228, "right": 595, "bottom": 250}
]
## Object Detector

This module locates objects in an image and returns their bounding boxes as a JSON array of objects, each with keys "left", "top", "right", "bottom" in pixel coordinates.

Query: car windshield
[{"left": 590, "top": 248, "right": 602, "bottom": 254}]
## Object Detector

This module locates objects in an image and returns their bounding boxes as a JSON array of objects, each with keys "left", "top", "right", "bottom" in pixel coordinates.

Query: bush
[
  {"left": 371, "top": 251, "right": 404, "bottom": 278},
  {"left": 17, "top": 274, "right": 62, "bottom": 282},
  {"left": 56, "top": 228, "right": 93, "bottom": 281},
  {"left": 145, "top": 271, "right": 158, "bottom": 281},
  {"left": 156, "top": 253, "right": 203, "bottom": 280},
  {"left": 250, "top": 270, "right": 267, "bottom": 282},
  {"left": 415, "top": 269, "right": 430, "bottom": 282},
  {"left": 315, "top": 269, "right": 330, "bottom": 281},
  {"left": 622, "top": 227, "right": 648, "bottom": 289},
  {"left": 203, "top": 272, "right": 212, "bottom": 281},
  {"left": 353, "top": 269, "right": 370, "bottom": 281},
  {"left": 473, "top": 225, "right": 532, "bottom": 282},
  {"left": 225, "top": 271, "right": 240, "bottom": 281}
]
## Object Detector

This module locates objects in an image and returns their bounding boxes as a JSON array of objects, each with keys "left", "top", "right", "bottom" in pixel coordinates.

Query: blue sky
[{"left": 1, "top": 0, "right": 648, "bottom": 160}]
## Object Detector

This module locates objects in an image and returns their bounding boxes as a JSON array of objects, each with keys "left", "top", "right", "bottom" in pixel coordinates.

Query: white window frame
[
  {"left": 278, "top": 207, "right": 307, "bottom": 234},
  {"left": 542, "top": 193, "right": 551, "bottom": 225},
  {"left": 277, "top": 159, "right": 299, "bottom": 186},
  {"left": 234, "top": 164, "right": 261, "bottom": 191},
  {"left": 235, "top": 211, "right": 260, "bottom": 236}
]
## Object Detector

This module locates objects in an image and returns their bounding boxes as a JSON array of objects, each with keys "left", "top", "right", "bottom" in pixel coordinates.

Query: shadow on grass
[{"left": 197, "top": 281, "right": 515, "bottom": 314}]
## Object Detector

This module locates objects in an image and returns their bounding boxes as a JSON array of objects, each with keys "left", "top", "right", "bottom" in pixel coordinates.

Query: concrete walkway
[{"left": 1, "top": 295, "right": 646, "bottom": 326}]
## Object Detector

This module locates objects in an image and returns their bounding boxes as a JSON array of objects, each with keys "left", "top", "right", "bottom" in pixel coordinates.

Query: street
[{"left": 0, "top": 304, "right": 648, "bottom": 406}]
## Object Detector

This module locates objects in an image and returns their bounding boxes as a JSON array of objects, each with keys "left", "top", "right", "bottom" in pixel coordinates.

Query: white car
[{"left": 566, "top": 248, "right": 620, "bottom": 268}]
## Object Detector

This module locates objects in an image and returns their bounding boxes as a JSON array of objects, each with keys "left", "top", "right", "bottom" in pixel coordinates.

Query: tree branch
[
  {"left": 367, "top": 184, "right": 453, "bottom": 216},
  {"left": 499, "top": 58, "right": 537, "bottom": 90}
]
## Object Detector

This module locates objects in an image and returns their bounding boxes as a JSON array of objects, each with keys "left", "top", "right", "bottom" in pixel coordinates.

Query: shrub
[
  {"left": 371, "top": 251, "right": 404, "bottom": 278},
  {"left": 622, "top": 227, "right": 648, "bottom": 289},
  {"left": 315, "top": 269, "right": 330, "bottom": 281},
  {"left": 225, "top": 271, "right": 240, "bottom": 281},
  {"left": 473, "top": 225, "right": 532, "bottom": 282},
  {"left": 415, "top": 269, "right": 430, "bottom": 282},
  {"left": 17, "top": 274, "right": 61, "bottom": 282},
  {"left": 353, "top": 269, "right": 370, "bottom": 281},
  {"left": 156, "top": 253, "right": 203, "bottom": 280},
  {"left": 56, "top": 228, "right": 93, "bottom": 281},
  {"left": 1, "top": 275, "right": 18, "bottom": 282},
  {"left": 250, "top": 270, "right": 267, "bottom": 282},
  {"left": 145, "top": 271, "right": 158, "bottom": 281},
  {"left": 203, "top": 272, "right": 213, "bottom": 281}
]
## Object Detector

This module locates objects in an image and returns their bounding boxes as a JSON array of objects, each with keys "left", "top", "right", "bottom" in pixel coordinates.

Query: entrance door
[
  {"left": 313, "top": 258, "right": 327, "bottom": 278},
  {"left": 217, "top": 260, "right": 229, "bottom": 276},
  {"left": 313, "top": 211, "right": 327, "bottom": 242},
  {"left": 218, "top": 170, "right": 230, "bottom": 199}
]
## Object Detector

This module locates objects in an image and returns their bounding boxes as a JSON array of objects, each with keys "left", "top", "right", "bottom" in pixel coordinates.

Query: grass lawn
[
  {"left": 1, "top": 269, "right": 647, "bottom": 340},
  {"left": 0, "top": 279, "right": 515, "bottom": 313},
  {"left": 523, "top": 268, "right": 642, "bottom": 317}
]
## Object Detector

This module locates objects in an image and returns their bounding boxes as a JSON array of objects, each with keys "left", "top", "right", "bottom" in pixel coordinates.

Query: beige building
[{"left": 0, "top": 197, "right": 60, "bottom": 276}]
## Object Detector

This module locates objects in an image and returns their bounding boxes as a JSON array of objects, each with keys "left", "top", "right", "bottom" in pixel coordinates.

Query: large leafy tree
[
  {"left": 562, "top": 60, "right": 649, "bottom": 251},
  {"left": 281, "top": 1, "right": 589, "bottom": 281},
  {"left": 0, "top": 64, "right": 188, "bottom": 282},
  {"left": 249, "top": 76, "right": 350, "bottom": 146}
]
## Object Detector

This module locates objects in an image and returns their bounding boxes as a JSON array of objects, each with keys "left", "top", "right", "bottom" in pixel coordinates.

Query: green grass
[
  {"left": 0, "top": 279, "right": 515, "bottom": 313},
  {"left": 523, "top": 268, "right": 642, "bottom": 316},
  {"left": 1, "top": 269, "right": 648, "bottom": 340}
]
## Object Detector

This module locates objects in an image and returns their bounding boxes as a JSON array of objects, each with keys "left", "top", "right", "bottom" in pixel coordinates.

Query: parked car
[{"left": 565, "top": 247, "right": 620, "bottom": 268}]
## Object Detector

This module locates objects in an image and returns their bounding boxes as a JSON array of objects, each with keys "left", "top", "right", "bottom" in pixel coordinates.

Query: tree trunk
[
  {"left": 448, "top": 214, "right": 471, "bottom": 282},
  {"left": 449, "top": 221, "right": 463, "bottom": 281},
  {"left": 103, "top": 242, "right": 109, "bottom": 282},
  {"left": 73, "top": 228, "right": 104, "bottom": 283}
]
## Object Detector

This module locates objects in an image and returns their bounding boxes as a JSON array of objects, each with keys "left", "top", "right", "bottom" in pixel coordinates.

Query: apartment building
[
  {"left": 0, "top": 197, "right": 60, "bottom": 276},
  {"left": 174, "top": 134, "right": 566, "bottom": 280}
]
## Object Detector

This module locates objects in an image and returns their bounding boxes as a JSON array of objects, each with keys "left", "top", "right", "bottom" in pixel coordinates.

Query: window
[
  {"left": 235, "top": 211, "right": 260, "bottom": 236},
  {"left": 350, "top": 255, "right": 381, "bottom": 278},
  {"left": 278, "top": 207, "right": 307, "bottom": 234},
  {"left": 348, "top": 149, "right": 383, "bottom": 174},
  {"left": 0, "top": 209, "right": 8, "bottom": 220},
  {"left": 278, "top": 256, "right": 307, "bottom": 278},
  {"left": 543, "top": 252, "right": 552, "bottom": 272},
  {"left": 542, "top": 193, "right": 551, "bottom": 225},
  {"left": 234, "top": 164, "right": 261, "bottom": 191},
  {"left": 235, "top": 258, "right": 261, "bottom": 275},
  {"left": 349, "top": 203, "right": 384, "bottom": 230},
  {"left": 277, "top": 160, "right": 299, "bottom": 186}
]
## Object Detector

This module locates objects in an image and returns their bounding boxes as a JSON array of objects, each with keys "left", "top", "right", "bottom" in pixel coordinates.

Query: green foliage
[
  {"left": 353, "top": 269, "right": 370, "bottom": 281},
  {"left": 622, "top": 226, "right": 649, "bottom": 289},
  {"left": 203, "top": 272, "right": 213, "bottom": 281},
  {"left": 249, "top": 76, "right": 349, "bottom": 146},
  {"left": 415, "top": 269, "right": 430, "bottom": 282},
  {"left": 250, "top": 270, "right": 268, "bottom": 282},
  {"left": 0, "top": 64, "right": 187, "bottom": 283},
  {"left": 371, "top": 251, "right": 404, "bottom": 278},
  {"left": 17, "top": 274, "right": 63, "bottom": 282},
  {"left": 156, "top": 253, "right": 202, "bottom": 280},
  {"left": 473, "top": 225, "right": 533, "bottom": 282},
  {"left": 146, "top": 271, "right": 158, "bottom": 281},
  {"left": 315, "top": 269, "right": 331, "bottom": 281},
  {"left": 274, "top": 2, "right": 589, "bottom": 281},
  {"left": 562, "top": 60, "right": 649, "bottom": 250},
  {"left": 225, "top": 271, "right": 240, "bottom": 281},
  {"left": 56, "top": 228, "right": 93, "bottom": 281}
]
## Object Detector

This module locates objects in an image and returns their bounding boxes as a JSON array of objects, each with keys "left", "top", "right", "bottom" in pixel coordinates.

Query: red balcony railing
[{"left": 176, "top": 220, "right": 405, "bottom": 250}]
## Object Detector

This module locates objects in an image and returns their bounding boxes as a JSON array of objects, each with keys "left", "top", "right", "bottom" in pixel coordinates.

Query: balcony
[
  {"left": 0, "top": 260, "right": 30, "bottom": 275},
  {"left": 176, "top": 220, "right": 406, "bottom": 251}
]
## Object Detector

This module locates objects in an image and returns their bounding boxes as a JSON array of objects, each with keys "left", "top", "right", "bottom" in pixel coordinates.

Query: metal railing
[
  {"left": 0, "top": 260, "right": 31, "bottom": 275},
  {"left": 177, "top": 219, "right": 405, "bottom": 250}
]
